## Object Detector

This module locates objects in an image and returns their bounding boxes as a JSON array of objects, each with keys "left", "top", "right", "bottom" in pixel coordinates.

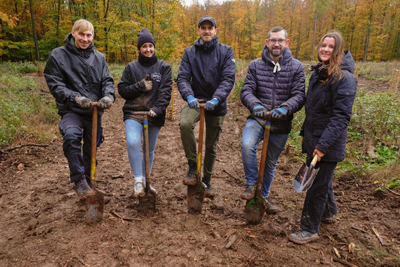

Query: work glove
[
  {"left": 272, "top": 107, "right": 288, "bottom": 119},
  {"left": 205, "top": 98, "right": 219, "bottom": 111},
  {"left": 253, "top": 104, "right": 266, "bottom": 118},
  {"left": 139, "top": 75, "right": 153, "bottom": 91},
  {"left": 148, "top": 109, "right": 157, "bottom": 117},
  {"left": 75, "top": 94, "right": 92, "bottom": 109},
  {"left": 187, "top": 95, "right": 199, "bottom": 109},
  {"left": 98, "top": 95, "right": 114, "bottom": 109}
]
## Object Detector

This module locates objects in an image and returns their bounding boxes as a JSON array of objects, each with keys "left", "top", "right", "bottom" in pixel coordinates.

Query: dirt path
[{"left": 0, "top": 75, "right": 399, "bottom": 266}]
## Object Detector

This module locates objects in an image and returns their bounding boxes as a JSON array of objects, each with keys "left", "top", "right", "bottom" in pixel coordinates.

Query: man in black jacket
[
  {"left": 44, "top": 19, "right": 115, "bottom": 196},
  {"left": 177, "top": 16, "right": 236, "bottom": 195}
]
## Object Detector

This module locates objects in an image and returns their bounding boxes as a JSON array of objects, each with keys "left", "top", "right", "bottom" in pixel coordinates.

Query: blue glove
[
  {"left": 187, "top": 95, "right": 199, "bottom": 109},
  {"left": 253, "top": 104, "right": 266, "bottom": 118},
  {"left": 272, "top": 107, "right": 288, "bottom": 119},
  {"left": 205, "top": 98, "right": 219, "bottom": 110}
]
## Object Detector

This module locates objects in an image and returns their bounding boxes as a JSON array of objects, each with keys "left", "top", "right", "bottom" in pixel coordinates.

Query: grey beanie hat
[{"left": 137, "top": 28, "right": 155, "bottom": 50}]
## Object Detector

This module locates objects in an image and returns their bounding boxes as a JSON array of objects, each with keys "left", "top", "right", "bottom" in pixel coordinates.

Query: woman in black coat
[{"left": 289, "top": 31, "right": 357, "bottom": 244}]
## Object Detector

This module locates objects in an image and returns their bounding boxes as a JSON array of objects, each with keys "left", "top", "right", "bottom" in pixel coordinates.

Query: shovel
[
  {"left": 187, "top": 103, "right": 206, "bottom": 214},
  {"left": 133, "top": 112, "right": 157, "bottom": 213},
  {"left": 293, "top": 154, "right": 320, "bottom": 193},
  {"left": 244, "top": 113, "right": 271, "bottom": 224},
  {"left": 84, "top": 102, "right": 105, "bottom": 223}
]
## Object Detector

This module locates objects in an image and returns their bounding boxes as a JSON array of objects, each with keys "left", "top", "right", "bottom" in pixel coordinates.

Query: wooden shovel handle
[
  {"left": 90, "top": 103, "right": 99, "bottom": 185},
  {"left": 197, "top": 104, "right": 205, "bottom": 180},
  {"left": 310, "top": 154, "right": 318, "bottom": 167},
  {"left": 255, "top": 112, "right": 272, "bottom": 197}
]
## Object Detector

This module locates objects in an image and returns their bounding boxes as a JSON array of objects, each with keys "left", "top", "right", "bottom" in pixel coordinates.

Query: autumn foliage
[{"left": 0, "top": 0, "right": 399, "bottom": 62}]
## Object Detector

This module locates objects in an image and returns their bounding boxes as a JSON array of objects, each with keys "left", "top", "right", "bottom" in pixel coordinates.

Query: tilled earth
[{"left": 0, "top": 75, "right": 399, "bottom": 266}]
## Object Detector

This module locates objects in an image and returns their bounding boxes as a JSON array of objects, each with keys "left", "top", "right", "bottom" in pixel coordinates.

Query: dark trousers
[
  {"left": 300, "top": 158, "right": 338, "bottom": 233},
  {"left": 58, "top": 112, "right": 102, "bottom": 183}
]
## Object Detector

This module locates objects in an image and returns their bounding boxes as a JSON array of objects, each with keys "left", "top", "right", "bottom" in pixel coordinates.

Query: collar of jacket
[
  {"left": 64, "top": 33, "right": 94, "bottom": 58},
  {"left": 138, "top": 52, "right": 158, "bottom": 66},
  {"left": 261, "top": 45, "right": 293, "bottom": 66},
  {"left": 194, "top": 36, "right": 218, "bottom": 51}
]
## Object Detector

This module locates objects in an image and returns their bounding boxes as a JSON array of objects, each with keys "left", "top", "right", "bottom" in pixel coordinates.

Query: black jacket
[
  {"left": 241, "top": 46, "right": 305, "bottom": 134},
  {"left": 301, "top": 51, "right": 357, "bottom": 162},
  {"left": 177, "top": 36, "right": 236, "bottom": 116},
  {"left": 118, "top": 54, "right": 172, "bottom": 126},
  {"left": 44, "top": 33, "right": 115, "bottom": 117}
]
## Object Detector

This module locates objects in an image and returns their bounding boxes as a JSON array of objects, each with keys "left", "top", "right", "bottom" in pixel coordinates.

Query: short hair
[
  {"left": 268, "top": 26, "right": 287, "bottom": 39},
  {"left": 72, "top": 19, "right": 94, "bottom": 34}
]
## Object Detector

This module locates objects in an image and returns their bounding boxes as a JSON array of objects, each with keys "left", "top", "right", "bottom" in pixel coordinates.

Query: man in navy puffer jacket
[
  {"left": 177, "top": 16, "right": 236, "bottom": 196},
  {"left": 240, "top": 26, "right": 305, "bottom": 213}
]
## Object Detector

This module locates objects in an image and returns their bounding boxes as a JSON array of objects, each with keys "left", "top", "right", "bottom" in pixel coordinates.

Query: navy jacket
[
  {"left": 44, "top": 33, "right": 115, "bottom": 117},
  {"left": 118, "top": 54, "right": 172, "bottom": 126},
  {"left": 177, "top": 36, "right": 236, "bottom": 116},
  {"left": 241, "top": 46, "right": 305, "bottom": 134},
  {"left": 301, "top": 51, "right": 357, "bottom": 162}
]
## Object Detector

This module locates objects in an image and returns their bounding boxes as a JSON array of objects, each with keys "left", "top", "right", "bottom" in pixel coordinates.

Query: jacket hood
[
  {"left": 194, "top": 35, "right": 218, "bottom": 51},
  {"left": 340, "top": 50, "right": 355, "bottom": 74},
  {"left": 262, "top": 45, "right": 293, "bottom": 65},
  {"left": 64, "top": 33, "right": 94, "bottom": 57}
]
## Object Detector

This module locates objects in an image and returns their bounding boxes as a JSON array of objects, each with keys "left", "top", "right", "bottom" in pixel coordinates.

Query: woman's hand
[
  {"left": 313, "top": 149, "right": 325, "bottom": 161},
  {"left": 148, "top": 109, "right": 157, "bottom": 117}
]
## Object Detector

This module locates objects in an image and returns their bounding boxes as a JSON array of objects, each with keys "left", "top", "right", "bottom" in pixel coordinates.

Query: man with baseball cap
[{"left": 177, "top": 16, "right": 236, "bottom": 196}]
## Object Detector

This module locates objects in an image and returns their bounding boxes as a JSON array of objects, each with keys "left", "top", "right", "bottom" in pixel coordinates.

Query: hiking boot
[
  {"left": 75, "top": 176, "right": 94, "bottom": 196},
  {"left": 183, "top": 163, "right": 197, "bottom": 186},
  {"left": 321, "top": 215, "right": 335, "bottom": 224},
  {"left": 263, "top": 197, "right": 279, "bottom": 214},
  {"left": 134, "top": 181, "right": 145, "bottom": 197},
  {"left": 288, "top": 230, "right": 319, "bottom": 245},
  {"left": 202, "top": 176, "right": 214, "bottom": 197},
  {"left": 240, "top": 184, "right": 255, "bottom": 200}
]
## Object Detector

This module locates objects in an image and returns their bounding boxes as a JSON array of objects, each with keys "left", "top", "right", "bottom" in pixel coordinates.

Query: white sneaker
[{"left": 134, "top": 181, "right": 145, "bottom": 197}]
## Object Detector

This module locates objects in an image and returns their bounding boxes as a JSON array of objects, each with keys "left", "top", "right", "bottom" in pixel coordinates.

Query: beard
[{"left": 270, "top": 47, "right": 283, "bottom": 57}]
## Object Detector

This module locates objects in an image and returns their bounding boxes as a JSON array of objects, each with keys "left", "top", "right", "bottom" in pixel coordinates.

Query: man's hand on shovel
[{"left": 98, "top": 95, "right": 114, "bottom": 109}]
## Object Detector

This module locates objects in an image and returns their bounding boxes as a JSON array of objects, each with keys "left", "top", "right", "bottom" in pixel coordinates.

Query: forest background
[{"left": 1, "top": 0, "right": 400, "bottom": 63}]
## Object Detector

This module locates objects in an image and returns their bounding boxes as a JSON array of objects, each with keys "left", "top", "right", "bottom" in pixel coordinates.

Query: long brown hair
[{"left": 317, "top": 31, "right": 345, "bottom": 84}]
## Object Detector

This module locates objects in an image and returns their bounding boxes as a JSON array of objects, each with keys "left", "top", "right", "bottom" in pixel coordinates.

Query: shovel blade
[
  {"left": 244, "top": 196, "right": 266, "bottom": 224},
  {"left": 293, "top": 163, "right": 320, "bottom": 193},
  {"left": 84, "top": 190, "right": 104, "bottom": 223},
  {"left": 138, "top": 191, "right": 157, "bottom": 213},
  {"left": 187, "top": 182, "right": 205, "bottom": 214}
]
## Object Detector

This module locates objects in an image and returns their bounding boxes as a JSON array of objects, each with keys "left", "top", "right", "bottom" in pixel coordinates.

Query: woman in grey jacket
[
  {"left": 118, "top": 29, "right": 172, "bottom": 197},
  {"left": 289, "top": 31, "right": 357, "bottom": 244}
]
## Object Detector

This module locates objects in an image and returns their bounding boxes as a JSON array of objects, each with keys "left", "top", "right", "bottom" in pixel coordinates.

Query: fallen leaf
[
  {"left": 349, "top": 243, "right": 355, "bottom": 253},
  {"left": 374, "top": 180, "right": 379, "bottom": 184},
  {"left": 17, "top": 163, "right": 24, "bottom": 171},
  {"left": 333, "top": 247, "right": 341, "bottom": 258}
]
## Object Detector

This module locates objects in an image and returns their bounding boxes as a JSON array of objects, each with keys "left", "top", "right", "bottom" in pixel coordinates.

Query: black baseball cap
[{"left": 198, "top": 16, "right": 217, "bottom": 28}]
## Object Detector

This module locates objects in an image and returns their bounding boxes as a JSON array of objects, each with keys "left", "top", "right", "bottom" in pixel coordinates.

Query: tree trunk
[
  {"left": 29, "top": 0, "right": 40, "bottom": 61},
  {"left": 312, "top": 8, "right": 317, "bottom": 60},
  {"left": 56, "top": 0, "right": 61, "bottom": 40},
  {"left": 363, "top": 7, "right": 373, "bottom": 61}
]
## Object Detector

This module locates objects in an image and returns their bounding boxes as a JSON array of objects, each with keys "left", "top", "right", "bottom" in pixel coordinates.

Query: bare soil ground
[{"left": 0, "top": 74, "right": 400, "bottom": 267}]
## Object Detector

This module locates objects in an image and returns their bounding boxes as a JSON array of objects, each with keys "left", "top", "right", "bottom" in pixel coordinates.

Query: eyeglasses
[{"left": 269, "top": 39, "right": 286, "bottom": 44}]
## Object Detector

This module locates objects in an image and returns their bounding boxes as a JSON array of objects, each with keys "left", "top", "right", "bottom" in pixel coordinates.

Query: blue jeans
[
  {"left": 125, "top": 119, "right": 161, "bottom": 182},
  {"left": 241, "top": 118, "right": 289, "bottom": 198}
]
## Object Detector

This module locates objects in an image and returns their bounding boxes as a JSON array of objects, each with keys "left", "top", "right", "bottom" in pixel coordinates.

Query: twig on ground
[
  {"left": 223, "top": 169, "right": 238, "bottom": 180},
  {"left": 371, "top": 225, "right": 384, "bottom": 245},
  {"left": 73, "top": 255, "right": 91, "bottom": 267},
  {"left": 333, "top": 257, "right": 359, "bottom": 267},
  {"left": 110, "top": 210, "right": 142, "bottom": 221},
  {"left": 351, "top": 225, "right": 366, "bottom": 233},
  {"left": 1, "top": 143, "right": 49, "bottom": 153},
  {"left": 386, "top": 187, "right": 400, "bottom": 196}
]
